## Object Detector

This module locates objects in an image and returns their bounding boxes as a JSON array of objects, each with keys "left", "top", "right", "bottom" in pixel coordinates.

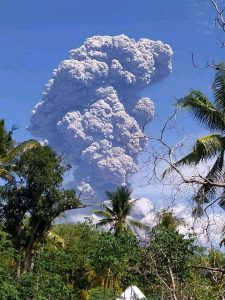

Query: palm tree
[
  {"left": 92, "top": 186, "right": 148, "bottom": 235},
  {"left": 0, "top": 119, "right": 39, "bottom": 181},
  {"left": 164, "top": 63, "right": 225, "bottom": 215}
]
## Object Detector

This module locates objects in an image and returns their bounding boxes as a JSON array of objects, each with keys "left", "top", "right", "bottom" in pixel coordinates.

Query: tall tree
[
  {"left": 0, "top": 146, "right": 82, "bottom": 273},
  {"left": 0, "top": 119, "right": 38, "bottom": 181},
  {"left": 164, "top": 63, "right": 225, "bottom": 215},
  {"left": 141, "top": 212, "right": 195, "bottom": 300},
  {"left": 93, "top": 186, "right": 148, "bottom": 235},
  {"left": 89, "top": 231, "right": 140, "bottom": 292}
]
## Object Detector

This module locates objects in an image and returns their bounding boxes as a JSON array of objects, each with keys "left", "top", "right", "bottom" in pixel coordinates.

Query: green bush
[
  {"left": 19, "top": 271, "right": 73, "bottom": 300},
  {"left": 0, "top": 281, "right": 20, "bottom": 300},
  {"left": 89, "top": 287, "right": 118, "bottom": 300}
]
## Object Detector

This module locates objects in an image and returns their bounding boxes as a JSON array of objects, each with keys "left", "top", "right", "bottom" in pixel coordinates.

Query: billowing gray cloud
[{"left": 29, "top": 35, "right": 172, "bottom": 199}]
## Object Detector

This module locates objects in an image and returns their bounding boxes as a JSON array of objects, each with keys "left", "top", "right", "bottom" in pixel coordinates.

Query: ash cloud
[{"left": 29, "top": 35, "right": 173, "bottom": 199}]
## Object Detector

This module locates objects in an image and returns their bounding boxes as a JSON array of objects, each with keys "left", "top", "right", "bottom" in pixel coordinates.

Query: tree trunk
[
  {"left": 168, "top": 262, "right": 179, "bottom": 300},
  {"left": 21, "top": 220, "right": 42, "bottom": 273},
  {"left": 16, "top": 249, "right": 22, "bottom": 278},
  {"left": 22, "top": 251, "right": 34, "bottom": 273}
]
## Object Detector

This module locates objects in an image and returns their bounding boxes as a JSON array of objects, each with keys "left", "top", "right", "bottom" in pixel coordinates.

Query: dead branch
[{"left": 211, "top": 0, "right": 225, "bottom": 32}]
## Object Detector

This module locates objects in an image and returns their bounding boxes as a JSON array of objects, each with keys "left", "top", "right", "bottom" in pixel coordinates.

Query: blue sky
[{"left": 0, "top": 0, "right": 224, "bottom": 197}]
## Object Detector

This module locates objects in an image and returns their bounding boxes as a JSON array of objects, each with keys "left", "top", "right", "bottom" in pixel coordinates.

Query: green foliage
[
  {"left": 0, "top": 219, "right": 225, "bottom": 299},
  {"left": 0, "top": 230, "right": 19, "bottom": 299},
  {"left": 18, "top": 271, "right": 73, "bottom": 300},
  {"left": 0, "top": 229, "right": 16, "bottom": 271},
  {"left": 157, "top": 210, "right": 184, "bottom": 230},
  {"left": 93, "top": 186, "right": 148, "bottom": 235},
  {"left": 0, "top": 119, "right": 39, "bottom": 181},
  {"left": 89, "top": 287, "right": 117, "bottom": 300},
  {"left": 182, "top": 247, "right": 225, "bottom": 299},
  {"left": 0, "top": 280, "right": 20, "bottom": 300},
  {"left": 36, "top": 223, "right": 99, "bottom": 292},
  {"left": 0, "top": 119, "right": 14, "bottom": 157},
  {"left": 35, "top": 223, "right": 141, "bottom": 294},
  {"left": 89, "top": 230, "right": 140, "bottom": 290},
  {"left": 90, "top": 230, "right": 138, "bottom": 273},
  {"left": 149, "top": 225, "right": 195, "bottom": 281},
  {"left": 0, "top": 129, "right": 224, "bottom": 298},
  {"left": 139, "top": 217, "right": 197, "bottom": 299},
  {"left": 0, "top": 146, "right": 81, "bottom": 273}
]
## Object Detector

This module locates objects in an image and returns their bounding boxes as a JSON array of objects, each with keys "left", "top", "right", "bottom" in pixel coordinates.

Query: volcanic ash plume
[{"left": 29, "top": 35, "right": 173, "bottom": 199}]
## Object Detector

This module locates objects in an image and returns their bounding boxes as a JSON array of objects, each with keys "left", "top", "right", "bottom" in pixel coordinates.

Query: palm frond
[
  {"left": 124, "top": 223, "right": 134, "bottom": 234},
  {"left": 102, "top": 204, "right": 116, "bottom": 216},
  {"left": 212, "top": 62, "right": 225, "bottom": 112},
  {"left": 163, "top": 134, "right": 225, "bottom": 178},
  {"left": 91, "top": 210, "right": 112, "bottom": 218},
  {"left": 194, "top": 134, "right": 225, "bottom": 159},
  {"left": 177, "top": 90, "right": 225, "bottom": 131},
  {"left": 1, "top": 140, "right": 39, "bottom": 163},
  {"left": 105, "top": 190, "right": 116, "bottom": 201},
  {"left": 194, "top": 151, "right": 224, "bottom": 208},
  {"left": 95, "top": 218, "right": 114, "bottom": 227},
  {"left": 162, "top": 151, "right": 200, "bottom": 178},
  {"left": 106, "top": 186, "right": 132, "bottom": 216},
  {"left": 218, "top": 189, "right": 225, "bottom": 211},
  {"left": 128, "top": 219, "right": 149, "bottom": 230},
  {"left": 220, "top": 238, "right": 225, "bottom": 247},
  {"left": 99, "top": 186, "right": 142, "bottom": 235},
  {"left": 219, "top": 213, "right": 225, "bottom": 246}
]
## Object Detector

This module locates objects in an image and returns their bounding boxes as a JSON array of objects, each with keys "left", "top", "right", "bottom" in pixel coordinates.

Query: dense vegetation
[
  {"left": 2, "top": 64, "right": 225, "bottom": 299},
  {"left": 1, "top": 214, "right": 225, "bottom": 299}
]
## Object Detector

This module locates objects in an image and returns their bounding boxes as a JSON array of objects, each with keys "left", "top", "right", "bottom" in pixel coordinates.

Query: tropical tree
[
  {"left": 164, "top": 63, "right": 225, "bottom": 215},
  {"left": 141, "top": 212, "right": 196, "bottom": 300},
  {"left": 89, "top": 231, "right": 140, "bottom": 292},
  {"left": 0, "top": 119, "right": 38, "bottom": 181},
  {"left": 92, "top": 186, "right": 148, "bottom": 235},
  {"left": 0, "top": 146, "right": 82, "bottom": 274},
  {"left": 157, "top": 210, "right": 184, "bottom": 230}
]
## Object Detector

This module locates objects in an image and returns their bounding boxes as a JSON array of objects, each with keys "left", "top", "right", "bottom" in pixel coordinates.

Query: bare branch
[
  {"left": 191, "top": 264, "right": 225, "bottom": 274},
  {"left": 211, "top": 0, "right": 225, "bottom": 32}
]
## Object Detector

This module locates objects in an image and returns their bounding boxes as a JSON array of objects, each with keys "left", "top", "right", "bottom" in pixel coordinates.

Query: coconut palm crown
[
  {"left": 164, "top": 63, "right": 225, "bottom": 215},
  {"left": 92, "top": 186, "right": 148, "bottom": 235}
]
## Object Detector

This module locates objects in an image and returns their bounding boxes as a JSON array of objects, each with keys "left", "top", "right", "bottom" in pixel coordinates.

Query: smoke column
[{"left": 29, "top": 35, "right": 173, "bottom": 200}]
